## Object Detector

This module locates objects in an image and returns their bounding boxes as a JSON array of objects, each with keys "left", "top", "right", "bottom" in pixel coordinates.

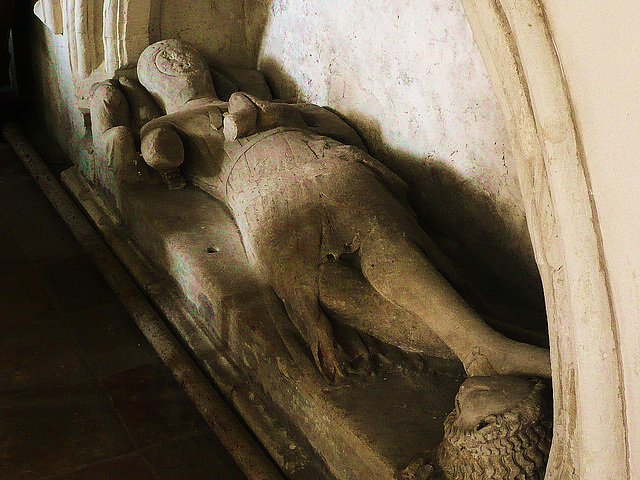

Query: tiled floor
[{"left": 0, "top": 141, "right": 247, "bottom": 479}]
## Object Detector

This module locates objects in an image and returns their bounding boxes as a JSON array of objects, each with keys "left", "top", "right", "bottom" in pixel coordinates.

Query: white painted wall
[
  {"left": 159, "top": 0, "right": 252, "bottom": 68},
  {"left": 541, "top": 0, "right": 640, "bottom": 475}
]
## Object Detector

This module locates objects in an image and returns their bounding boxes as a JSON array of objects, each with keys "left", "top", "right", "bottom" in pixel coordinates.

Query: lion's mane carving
[{"left": 438, "top": 377, "right": 552, "bottom": 480}]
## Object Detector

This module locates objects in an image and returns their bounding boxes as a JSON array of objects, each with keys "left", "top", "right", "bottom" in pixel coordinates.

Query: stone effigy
[
  {"left": 131, "top": 39, "right": 550, "bottom": 380},
  {"left": 83, "top": 39, "right": 553, "bottom": 479}
]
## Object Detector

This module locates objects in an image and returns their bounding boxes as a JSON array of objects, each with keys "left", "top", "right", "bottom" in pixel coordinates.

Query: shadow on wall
[
  {"left": 257, "top": 54, "right": 548, "bottom": 347},
  {"left": 243, "top": 0, "right": 272, "bottom": 68},
  {"left": 352, "top": 116, "right": 547, "bottom": 346}
]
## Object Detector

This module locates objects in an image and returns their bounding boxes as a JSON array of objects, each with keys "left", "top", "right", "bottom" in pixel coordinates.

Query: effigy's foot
[
  {"left": 462, "top": 348, "right": 498, "bottom": 377},
  {"left": 437, "top": 375, "right": 553, "bottom": 480},
  {"left": 462, "top": 340, "right": 551, "bottom": 378}
]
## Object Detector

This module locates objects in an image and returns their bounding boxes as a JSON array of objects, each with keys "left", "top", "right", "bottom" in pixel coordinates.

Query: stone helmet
[{"left": 137, "top": 39, "right": 218, "bottom": 114}]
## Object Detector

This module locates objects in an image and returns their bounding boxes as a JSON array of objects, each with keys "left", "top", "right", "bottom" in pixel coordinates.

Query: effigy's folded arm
[
  {"left": 116, "top": 76, "right": 163, "bottom": 135},
  {"left": 89, "top": 76, "right": 165, "bottom": 185},
  {"left": 223, "top": 92, "right": 367, "bottom": 150},
  {"left": 289, "top": 103, "right": 366, "bottom": 150},
  {"left": 89, "top": 80, "right": 138, "bottom": 183}
]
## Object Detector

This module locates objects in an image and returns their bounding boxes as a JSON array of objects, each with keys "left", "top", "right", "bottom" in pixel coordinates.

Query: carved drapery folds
[
  {"left": 103, "top": 0, "right": 156, "bottom": 76},
  {"left": 67, "top": 0, "right": 103, "bottom": 77},
  {"left": 33, "top": 0, "right": 64, "bottom": 35},
  {"left": 33, "top": 0, "right": 154, "bottom": 100}
]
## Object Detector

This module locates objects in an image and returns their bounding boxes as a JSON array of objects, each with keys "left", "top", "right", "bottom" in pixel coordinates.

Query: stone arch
[
  {"left": 103, "top": 0, "right": 161, "bottom": 76},
  {"left": 461, "top": 0, "right": 628, "bottom": 477}
]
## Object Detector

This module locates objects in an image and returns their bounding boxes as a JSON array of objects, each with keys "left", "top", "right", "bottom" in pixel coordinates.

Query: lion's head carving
[{"left": 438, "top": 376, "right": 552, "bottom": 480}]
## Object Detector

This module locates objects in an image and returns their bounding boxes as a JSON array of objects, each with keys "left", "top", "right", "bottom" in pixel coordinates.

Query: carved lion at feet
[{"left": 437, "top": 376, "right": 552, "bottom": 480}]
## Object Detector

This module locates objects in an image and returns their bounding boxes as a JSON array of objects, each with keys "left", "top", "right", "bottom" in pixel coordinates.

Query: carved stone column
[
  {"left": 103, "top": 0, "right": 154, "bottom": 77},
  {"left": 33, "top": 0, "right": 157, "bottom": 103},
  {"left": 33, "top": 0, "right": 63, "bottom": 35}
]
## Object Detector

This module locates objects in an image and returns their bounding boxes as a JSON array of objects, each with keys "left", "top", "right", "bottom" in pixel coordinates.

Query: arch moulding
[{"left": 460, "top": 0, "right": 628, "bottom": 478}]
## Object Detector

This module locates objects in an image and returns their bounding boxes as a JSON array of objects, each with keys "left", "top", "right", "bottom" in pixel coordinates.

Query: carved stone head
[
  {"left": 137, "top": 39, "right": 218, "bottom": 114},
  {"left": 438, "top": 376, "right": 552, "bottom": 480}
]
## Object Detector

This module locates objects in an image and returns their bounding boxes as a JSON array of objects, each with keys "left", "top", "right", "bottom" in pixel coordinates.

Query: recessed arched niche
[{"left": 29, "top": 0, "right": 630, "bottom": 477}]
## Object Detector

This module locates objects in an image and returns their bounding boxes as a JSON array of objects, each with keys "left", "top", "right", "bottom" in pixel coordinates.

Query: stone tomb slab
[{"left": 62, "top": 167, "right": 464, "bottom": 480}]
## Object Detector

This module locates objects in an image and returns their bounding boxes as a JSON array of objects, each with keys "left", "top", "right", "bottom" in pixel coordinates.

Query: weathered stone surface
[
  {"left": 128, "top": 39, "right": 550, "bottom": 380},
  {"left": 137, "top": 39, "right": 219, "bottom": 114},
  {"left": 244, "top": 0, "right": 542, "bottom": 318},
  {"left": 22, "top": 0, "right": 640, "bottom": 476},
  {"left": 63, "top": 167, "right": 466, "bottom": 479},
  {"left": 70, "top": 38, "right": 553, "bottom": 480}
]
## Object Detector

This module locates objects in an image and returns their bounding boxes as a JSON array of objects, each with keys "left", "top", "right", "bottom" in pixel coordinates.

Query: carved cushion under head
[
  {"left": 438, "top": 375, "right": 552, "bottom": 480},
  {"left": 137, "top": 39, "right": 218, "bottom": 114}
]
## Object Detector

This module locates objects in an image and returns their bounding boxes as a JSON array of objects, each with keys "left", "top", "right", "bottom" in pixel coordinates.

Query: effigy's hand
[
  {"left": 223, "top": 92, "right": 307, "bottom": 141},
  {"left": 140, "top": 124, "right": 186, "bottom": 189},
  {"left": 223, "top": 92, "right": 258, "bottom": 140}
]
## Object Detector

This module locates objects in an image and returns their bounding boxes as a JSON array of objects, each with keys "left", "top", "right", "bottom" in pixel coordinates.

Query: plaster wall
[
  {"left": 159, "top": 0, "right": 253, "bottom": 68},
  {"left": 541, "top": 0, "right": 640, "bottom": 475},
  {"left": 245, "top": 0, "right": 543, "bottom": 312}
]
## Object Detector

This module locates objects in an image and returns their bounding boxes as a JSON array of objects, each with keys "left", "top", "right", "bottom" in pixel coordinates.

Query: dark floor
[{"left": 0, "top": 141, "right": 247, "bottom": 479}]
